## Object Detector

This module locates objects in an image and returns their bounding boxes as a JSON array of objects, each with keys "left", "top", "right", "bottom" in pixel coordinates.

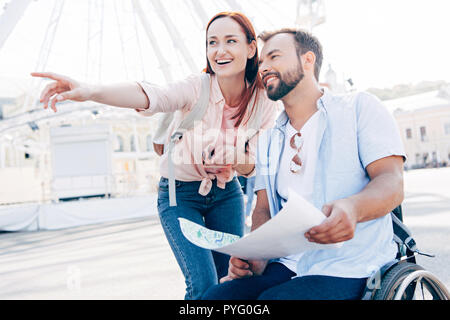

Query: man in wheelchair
[{"left": 201, "top": 28, "right": 449, "bottom": 300}]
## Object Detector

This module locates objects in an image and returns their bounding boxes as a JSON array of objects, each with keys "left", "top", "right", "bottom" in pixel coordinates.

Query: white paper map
[
  {"left": 179, "top": 188, "right": 342, "bottom": 260},
  {"left": 179, "top": 217, "right": 241, "bottom": 249}
]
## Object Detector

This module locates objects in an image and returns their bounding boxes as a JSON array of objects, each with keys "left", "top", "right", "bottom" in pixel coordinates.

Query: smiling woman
[{"left": 134, "top": 11, "right": 279, "bottom": 300}]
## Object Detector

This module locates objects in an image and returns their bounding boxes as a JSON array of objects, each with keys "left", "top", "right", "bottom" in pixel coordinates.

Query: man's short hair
[{"left": 258, "top": 28, "right": 323, "bottom": 81}]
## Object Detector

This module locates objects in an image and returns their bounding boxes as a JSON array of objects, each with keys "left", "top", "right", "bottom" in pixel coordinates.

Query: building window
[
  {"left": 130, "top": 135, "right": 136, "bottom": 152},
  {"left": 422, "top": 152, "right": 429, "bottom": 164},
  {"left": 115, "top": 135, "right": 124, "bottom": 152},
  {"left": 405, "top": 128, "right": 412, "bottom": 139},
  {"left": 444, "top": 123, "right": 450, "bottom": 135},
  {"left": 420, "top": 126, "right": 427, "bottom": 142},
  {"left": 415, "top": 153, "right": 421, "bottom": 165}
]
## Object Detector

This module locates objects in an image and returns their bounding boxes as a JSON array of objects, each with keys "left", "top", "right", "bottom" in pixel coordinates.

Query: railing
[{"left": 0, "top": 168, "right": 160, "bottom": 206}]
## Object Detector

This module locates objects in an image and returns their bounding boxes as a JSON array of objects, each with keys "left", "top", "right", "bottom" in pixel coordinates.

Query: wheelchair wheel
[{"left": 373, "top": 262, "right": 450, "bottom": 300}]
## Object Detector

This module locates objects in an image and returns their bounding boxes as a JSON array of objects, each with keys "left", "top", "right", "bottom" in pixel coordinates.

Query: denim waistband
[{"left": 159, "top": 176, "right": 239, "bottom": 189}]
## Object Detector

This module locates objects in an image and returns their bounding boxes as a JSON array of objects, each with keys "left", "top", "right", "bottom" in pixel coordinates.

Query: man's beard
[{"left": 264, "top": 66, "right": 304, "bottom": 101}]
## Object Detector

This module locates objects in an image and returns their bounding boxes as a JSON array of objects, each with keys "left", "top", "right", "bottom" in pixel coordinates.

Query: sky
[
  {"left": 0, "top": 0, "right": 449, "bottom": 97},
  {"left": 314, "top": 0, "right": 450, "bottom": 90}
]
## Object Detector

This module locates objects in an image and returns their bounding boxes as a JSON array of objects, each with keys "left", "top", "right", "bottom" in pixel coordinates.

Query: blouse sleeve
[{"left": 135, "top": 74, "right": 202, "bottom": 117}]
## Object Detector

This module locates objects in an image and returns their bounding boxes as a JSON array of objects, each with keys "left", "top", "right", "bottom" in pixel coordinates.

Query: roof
[{"left": 383, "top": 90, "right": 450, "bottom": 114}]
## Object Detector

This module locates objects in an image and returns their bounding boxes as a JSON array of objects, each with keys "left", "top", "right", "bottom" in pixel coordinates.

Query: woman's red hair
[{"left": 205, "top": 12, "right": 263, "bottom": 127}]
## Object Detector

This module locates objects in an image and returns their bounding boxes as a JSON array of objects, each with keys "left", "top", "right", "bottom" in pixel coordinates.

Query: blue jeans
[
  {"left": 258, "top": 274, "right": 368, "bottom": 300},
  {"left": 201, "top": 261, "right": 367, "bottom": 300},
  {"left": 157, "top": 176, "right": 244, "bottom": 300},
  {"left": 201, "top": 262, "right": 296, "bottom": 300}
]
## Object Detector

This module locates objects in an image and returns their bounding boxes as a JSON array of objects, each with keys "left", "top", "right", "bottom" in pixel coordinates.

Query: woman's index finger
[{"left": 31, "top": 72, "right": 66, "bottom": 82}]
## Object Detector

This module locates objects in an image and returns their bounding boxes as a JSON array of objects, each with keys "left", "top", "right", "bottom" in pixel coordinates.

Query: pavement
[
  {"left": 401, "top": 167, "right": 450, "bottom": 289},
  {"left": 0, "top": 167, "right": 449, "bottom": 299},
  {"left": 0, "top": 216, "right": 185, "bottom": 299}
]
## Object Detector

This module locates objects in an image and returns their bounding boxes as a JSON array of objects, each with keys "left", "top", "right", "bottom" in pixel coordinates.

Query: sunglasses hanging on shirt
[{"left": 290, "top": 132, "right": 304, "bottom": 173}]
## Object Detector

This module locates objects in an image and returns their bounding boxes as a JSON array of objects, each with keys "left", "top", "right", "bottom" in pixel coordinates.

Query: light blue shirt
[{"left": 254, "top": 88, "right": 406, "bottom": 278}]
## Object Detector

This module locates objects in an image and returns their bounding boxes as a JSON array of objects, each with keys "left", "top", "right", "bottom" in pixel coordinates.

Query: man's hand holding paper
[{"left": 305, "top": 198, "right": 358, "bottom": 244}]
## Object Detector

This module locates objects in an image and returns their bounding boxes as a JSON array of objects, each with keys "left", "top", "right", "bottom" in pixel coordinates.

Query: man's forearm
[
  {"left": 348, "top": 171, "right": 404, "bottom": 223},
  {"left": 90, "top": 82, "right": 149, "bottom": 109},
  {"left": 234, "top": 164, "right": 254, "bottom": 176},
  {"left": 251, "top": 207, "right": 271, "bottom": 232}
]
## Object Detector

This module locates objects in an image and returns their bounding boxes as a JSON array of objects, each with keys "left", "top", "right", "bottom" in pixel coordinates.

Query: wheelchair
[{"left": 361, "top": 206, "right": 450, "bottom": 300}]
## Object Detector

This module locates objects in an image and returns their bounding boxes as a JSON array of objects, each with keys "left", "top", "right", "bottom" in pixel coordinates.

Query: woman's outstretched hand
[{"left": 31, "top": 72, "right": 92, "bottom": 112}]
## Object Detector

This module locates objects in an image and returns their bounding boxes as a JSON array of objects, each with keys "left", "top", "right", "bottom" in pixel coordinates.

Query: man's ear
[
  {"left": 302, "top": 51, "right": 316, "bottom": 74},
  {"left": 248, "top": 40, "right": 257, "bottom": 59}
]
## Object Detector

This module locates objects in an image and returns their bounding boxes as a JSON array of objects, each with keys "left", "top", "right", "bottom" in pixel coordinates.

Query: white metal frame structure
[
  {"left": 19, "top": 0, "right": 65, "bottom": 115},
  {"left": 0, "top": 0, "right": 32, "bottom": 50}
]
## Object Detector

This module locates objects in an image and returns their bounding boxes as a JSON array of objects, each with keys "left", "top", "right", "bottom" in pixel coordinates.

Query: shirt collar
[
  {"left": 210, "top": 74, "right": 224, "bottom": 104},
  {"left": 317, "top": 86, "right": 333, "bottom": 112},
  {"left": 275, "top": 86, "right": 333, "bottom": 129},
  {"left": 275, "top": 110, "right": 289, "bottom": 129}
]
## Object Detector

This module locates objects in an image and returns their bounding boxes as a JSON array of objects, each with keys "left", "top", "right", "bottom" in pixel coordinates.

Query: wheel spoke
[{"left": 372, "top": 262, "right": 450, "bottom": 300}]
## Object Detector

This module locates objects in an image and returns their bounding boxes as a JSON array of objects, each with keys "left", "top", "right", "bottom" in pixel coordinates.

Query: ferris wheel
[{"left": 0, "top": 0, "right": 326, "bottom": 155}]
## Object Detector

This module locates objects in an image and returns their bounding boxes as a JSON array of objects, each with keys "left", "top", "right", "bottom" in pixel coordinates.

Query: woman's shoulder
[
  {"left": 184, "top": 72, "right": 215, "bottom": 97},
  {"left": 168, "top": 72, "right": 207, "bottom": 102},
  {"left": 180, "top": 72, "right": 205, "bottom": 87}
]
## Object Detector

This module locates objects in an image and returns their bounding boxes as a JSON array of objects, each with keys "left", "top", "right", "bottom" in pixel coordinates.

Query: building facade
[{"left": 384, "top": 89, "right": 450, "bottom": 169}]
